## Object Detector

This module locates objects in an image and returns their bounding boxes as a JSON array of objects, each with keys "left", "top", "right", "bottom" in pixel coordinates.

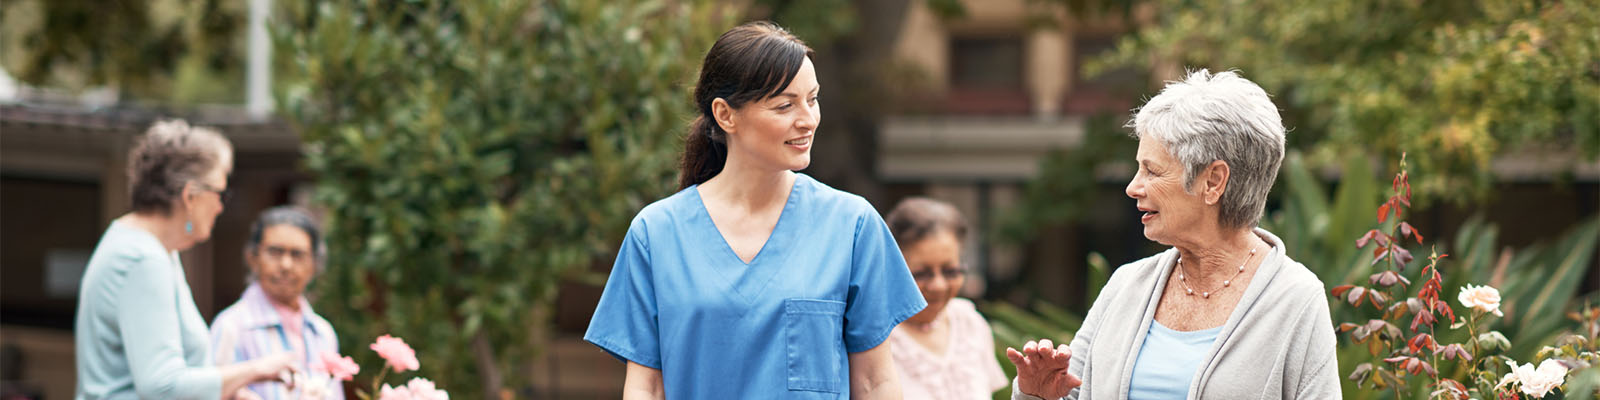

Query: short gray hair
[
  {"left": 1129, "top": 69, "right": 1285, "bottom": 229},
  {"left": 243, "top": 206, "right": 326, "bottom": 280}
]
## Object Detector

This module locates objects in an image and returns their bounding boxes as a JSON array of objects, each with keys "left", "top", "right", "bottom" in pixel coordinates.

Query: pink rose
[
  {"left": 404, "top": 378, "right": 449, "bottom": 400},
  {"left": 379, "top": 384, "right": 412, "bottom": 400},
  {"left": 1457, "top": 284, "right": 1503, "bottom": 317},
  {"left": 314, "top": 351, "right": 360, "bottom": 381},
  {"left": 370, "top": 335, "right": 420, "bottom": 372},
  {"left": 376, "top": 378, "right": 448, "bottom": 400}
]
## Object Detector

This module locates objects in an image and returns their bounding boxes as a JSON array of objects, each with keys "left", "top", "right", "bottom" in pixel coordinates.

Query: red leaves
[
  {"left": 1336, "top": 153, "right": 1477, "bottom": 396},
  {"left": 1399, "top": 222, "right": 1423, "bottom": 244},
  {"left": 1384, "top": 355, "right": 1437, "bottom": 377},
  {"left": 1369, "top": 270, "right": 1411, "bottom": 288},
  {"left": 1410, "top": 305, "right": 1436, "bottom": 332},
  {"left": 1406, "top": 333, "right": 1439, "bottom": 354},
  {"left": 1340, "top": 319, "right": 1403, "bottom": 356},
  {"left": 1356, "top": 229, "right": 1380, "bottom": 248},
  {"left": 1332, "top": 285, "right": 1386, "bottom": 309},
  {"left": 1436, "top": 343, "right": 1472, "bottom": 361}
]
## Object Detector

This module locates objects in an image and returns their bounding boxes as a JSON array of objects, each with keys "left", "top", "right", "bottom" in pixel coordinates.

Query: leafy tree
[
  {"left": 0, "top": 0, "right": 246, "bottom": 103},
  {"left": 1086, "top": 0, "right": 1600, "bottom": 202},
  {"left": 273, "top": 0, "right": 722, "bottom": 397}
]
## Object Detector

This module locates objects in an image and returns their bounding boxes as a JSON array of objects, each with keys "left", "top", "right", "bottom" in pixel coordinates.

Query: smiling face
[
  {"left": 720, "top": 57, "right": 820, "bottom": 173},
  {"left": 248, "top": 224, "right": 316, "bottom": 308},
  {"left": 1125, "top": 138, "right": 1210, "bottom": 245},
  {"left": 902, "top": 230, "right": 966, "bottom": 325}
]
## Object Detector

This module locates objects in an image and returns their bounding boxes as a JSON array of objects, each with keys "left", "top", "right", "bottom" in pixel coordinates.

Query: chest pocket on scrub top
[{"left": 783, "top": 298, "right": 846, "bottom": 393}]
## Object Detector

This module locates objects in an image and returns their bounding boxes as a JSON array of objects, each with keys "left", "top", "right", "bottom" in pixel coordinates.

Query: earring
[{"left": 185, "top": 221, "right": 194, "bottom": 234}]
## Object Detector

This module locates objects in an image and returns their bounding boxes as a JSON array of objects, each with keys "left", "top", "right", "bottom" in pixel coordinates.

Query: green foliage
[
  {"left": 1089, "top": 0, "right": 1600, "bottom": 203},
  {"left": 1265, "top": 153, "right": 1600, "bottom": 398},
  {"left": 983, "top": 252, "right": 1106, "bottom": 400},
  {"left": 0, "top": 0, "right": 246, "bottom": 103},
  {"left": 996, "top": 114, "right": 1139, "bottom": 243},
  {"left": 274, "top": 0, "right": 723, "bottom": 397}
]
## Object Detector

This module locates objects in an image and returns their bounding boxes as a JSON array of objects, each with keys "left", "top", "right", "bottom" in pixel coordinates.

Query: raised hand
[{"left": 1005, "top": 338, "right": 1082, "bottom": 399}]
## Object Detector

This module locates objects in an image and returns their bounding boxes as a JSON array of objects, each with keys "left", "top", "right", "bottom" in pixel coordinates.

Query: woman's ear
[
  {"left": 178, "top": 182, "right": 198, "bottom": 213},
  {"left": 711, "top": 98, "right": 737, "bottom": 135},
  {"left": 1201, "top": 160, "right": 1230, "bottom": 205}
]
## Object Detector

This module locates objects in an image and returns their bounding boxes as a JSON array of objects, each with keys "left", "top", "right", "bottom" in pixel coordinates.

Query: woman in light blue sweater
[{"left": 76, "top": 120, "right": 296, "bottom": 400}]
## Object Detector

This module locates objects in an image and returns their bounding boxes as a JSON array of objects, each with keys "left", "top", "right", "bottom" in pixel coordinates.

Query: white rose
[
  {"left": 1458, "top": 284, "right": 1503, "bottom": 317},
  {"left": 1523, "top": 359, "right": 1569, "bottom": 397},
  {"left": 1504, "top": 359, "right": 1569, "bottom": 398}
]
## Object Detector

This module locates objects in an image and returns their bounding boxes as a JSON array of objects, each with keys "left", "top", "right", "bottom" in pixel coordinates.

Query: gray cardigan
[{"left": 1015, "top": 228, "right": 1341, "bottom": 400}]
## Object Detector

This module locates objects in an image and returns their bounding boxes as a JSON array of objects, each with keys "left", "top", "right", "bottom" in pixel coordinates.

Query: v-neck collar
[
  {"left": 687, "top": 173, "right": 806, "bottom": 309},
  {"left": 690, "top": 173, "right": 804, "bottom": 266},
  {"left": 1118, "top": 228, "right": 1287, "bottom": 400}
]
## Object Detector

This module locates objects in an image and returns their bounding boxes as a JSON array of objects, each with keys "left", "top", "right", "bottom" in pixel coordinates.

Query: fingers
[
  {"left": 1052, "top": 344, "right": 1071, "bottom": 364},
  {"left": 1036, "top": 339, "right": 1057, "bottom": 359},
  {"left": 1005, "top": 347, "right": 1027, "bottom": 367}
]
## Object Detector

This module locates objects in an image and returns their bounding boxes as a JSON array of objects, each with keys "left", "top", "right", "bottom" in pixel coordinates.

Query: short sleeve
[
  {"left": 118, "top": 253, "right": 222, "bottom": 399},
  {"left": 583, "top": 220, "right": 662, "bottom": 368},
  {"left": 842, "top": 208, "right": 928, "bottom": 353}
]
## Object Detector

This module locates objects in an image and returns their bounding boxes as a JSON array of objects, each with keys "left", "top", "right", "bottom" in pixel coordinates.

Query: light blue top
[
  {"left": 75, "top": 220, "right": 221, "bottom": 400},
  {"left": 585, "top": 173, "right": 927, "bottom": 398},
  {"left": 1127, "top": 321, "right": 1222, "bottom": 400}
]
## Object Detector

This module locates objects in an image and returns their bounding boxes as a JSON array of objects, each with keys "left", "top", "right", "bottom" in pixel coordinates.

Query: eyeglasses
[
  {"left": 191, "top": 182, "right": 234, "bottom": 203},
  {"left": 911, "top": 266, "right": 968, "bottom": 283},
  {"left": 261, "top": 245, "right": 312, "bottom": 264}
]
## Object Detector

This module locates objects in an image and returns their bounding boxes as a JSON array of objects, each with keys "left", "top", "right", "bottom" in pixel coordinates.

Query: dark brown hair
[
  {"left": 127, "top": 119, "right": 232, "bottom": 215},
  {"left": 678, "top": 21, "right": 814, "bottom": 189},
  {"left": 885, "top": 197, "right": 968, "bottom": 249}
]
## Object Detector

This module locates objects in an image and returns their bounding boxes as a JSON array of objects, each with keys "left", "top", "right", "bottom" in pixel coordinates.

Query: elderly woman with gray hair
[
  {"left": 1005, "top": 70, "right": 1339, "bottom": 399},
  {"left": 211, "top": 206, "right": 342, "bottom": 400},
  {"left": 76, "top": 120, "right": 296, "bottom": 400}
]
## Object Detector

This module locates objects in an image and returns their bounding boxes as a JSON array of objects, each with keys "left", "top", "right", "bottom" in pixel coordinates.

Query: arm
[
  {"left": 218, "top": 356, "right": 293, "bottom": 400},
  {"left": 848, "top": 341, "right": 902, "bottom": 400},
  {"left": 119, "top": 254, "right": 223, "bottom": 399},
  {"left": 1294, "top": 292, "right": 1341, "bottom": 398},
  {"left": 622, "top": 361, "right": 665, "bottom": 400}
]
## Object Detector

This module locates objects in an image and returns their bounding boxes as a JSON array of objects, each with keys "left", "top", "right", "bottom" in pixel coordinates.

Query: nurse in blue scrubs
[{"left": 584, "top": 21, "right": 927, "bottom": 399}]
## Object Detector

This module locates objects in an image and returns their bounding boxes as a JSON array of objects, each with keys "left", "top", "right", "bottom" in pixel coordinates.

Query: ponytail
[
  {"left": 678, "top": 115, "right": 727, "bottom": 189},
  {"left": 676, "top": 21, "right": 811, "bottom": 190}
]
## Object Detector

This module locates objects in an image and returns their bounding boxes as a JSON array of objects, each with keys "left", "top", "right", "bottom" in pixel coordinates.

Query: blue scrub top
[{"left": 585, "top": 173, "right": 927, "bottom": 399}]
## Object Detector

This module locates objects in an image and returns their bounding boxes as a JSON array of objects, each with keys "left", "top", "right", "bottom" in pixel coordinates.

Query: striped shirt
[{"left": 210, "top": 283, "right": 344, "bottom": 400}]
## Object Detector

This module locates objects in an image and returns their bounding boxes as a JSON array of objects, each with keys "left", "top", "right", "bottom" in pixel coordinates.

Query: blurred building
[{"left": 873, "top": 0, "right": 1147, "bottom": 306}]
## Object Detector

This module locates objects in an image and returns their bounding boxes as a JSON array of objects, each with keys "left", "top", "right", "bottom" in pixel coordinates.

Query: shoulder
[
  {"left": 633, "top": 187, "right": 696, "bottom": 225},
  {"left": 304, "top": 308, "right": 340, "bottom": 345},
  {"left": 1105, "top": 249, "right": 1176, "bottom": 291},
  {"left": 945, "top": 298, "right": 992, "bottom": 332},
  {"left": 210, "top": 301, "right": 249, "bottom": 327},
  {"left": 1263, "top": 253, "right": 1331, "bottom": 311},
  {"left": 796, "top": 173, "right": 876, "bottom": 216},
  {"left": 93, "top": 223, "right": 168, "bottom": 269},
  {"left": 625, "top": 186, "right": 703, "bottom": 241}
]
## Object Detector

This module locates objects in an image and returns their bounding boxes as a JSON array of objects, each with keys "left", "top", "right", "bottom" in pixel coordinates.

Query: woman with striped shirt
[{"left": 211, "top": 207, "right": 342, "bottom": 400}]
